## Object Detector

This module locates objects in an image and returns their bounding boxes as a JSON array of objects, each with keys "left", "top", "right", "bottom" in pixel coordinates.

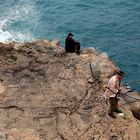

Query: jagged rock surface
[{"left": 0, "top": 40, "right": 140, "bottom": 140}]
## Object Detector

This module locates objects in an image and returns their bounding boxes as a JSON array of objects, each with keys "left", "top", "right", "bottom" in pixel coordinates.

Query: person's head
[
  {"left": 117, "top": 71, "right": 125, "bottom": 79},
  {"left": 68, "top": 33, "right": 73, "bottom": 38}
]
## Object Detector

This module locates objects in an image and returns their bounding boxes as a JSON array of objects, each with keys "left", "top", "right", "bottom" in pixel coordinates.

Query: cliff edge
[{"left": 0, "top": 39, "right": 140, "bottom": 140}]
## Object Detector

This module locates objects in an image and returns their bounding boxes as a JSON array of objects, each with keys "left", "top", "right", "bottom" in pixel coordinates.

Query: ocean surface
[{"left": 0, "top": 0, "right": 140, "bottom": 92}]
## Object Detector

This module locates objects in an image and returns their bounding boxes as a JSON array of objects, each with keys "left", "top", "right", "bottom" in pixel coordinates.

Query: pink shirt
[{"left": 104, "top": 75, "right": 120, "bottom": 98}]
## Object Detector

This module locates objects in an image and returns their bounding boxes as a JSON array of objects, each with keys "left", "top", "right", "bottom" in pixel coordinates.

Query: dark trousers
[
  {"left": 65, "top": 42, "right": 81, "bottom": 53},
  {"left": 109, "top": 97, "right": 118, "bottom": 114},
  {"left": 75, "top": 42, "right": 80, "bottom": 53}
]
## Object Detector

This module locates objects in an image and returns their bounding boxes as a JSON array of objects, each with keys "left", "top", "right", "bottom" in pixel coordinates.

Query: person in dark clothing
[{"left": 65, "top": 33, "right": 81, "bottom": 54}]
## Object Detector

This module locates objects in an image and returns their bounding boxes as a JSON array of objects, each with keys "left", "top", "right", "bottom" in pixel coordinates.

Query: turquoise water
[{"left": 0, "top": 0, "right": 140, "bottom": 92}]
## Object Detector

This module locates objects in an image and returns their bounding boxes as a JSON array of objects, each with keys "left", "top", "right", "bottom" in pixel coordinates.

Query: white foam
[
  {"left": 0, "top": 29, "right": 13, "bottom": 43},
  {"left": 11, "top": 31, "right": 34, "bottom": 42},
  {"left": 0, "top": 18, "right": 12, "bottom": 42},
  {"left": 0, "top": 0, "right": 36, "bottom": 42}
]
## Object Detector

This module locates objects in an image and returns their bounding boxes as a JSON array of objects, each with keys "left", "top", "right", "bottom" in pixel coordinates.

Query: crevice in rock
[
  {"left": 0, "top": 105, "right": 24, "bottom": 112},
  {"left": 55, "top": 111, "right": 68, "bottom": 140}
]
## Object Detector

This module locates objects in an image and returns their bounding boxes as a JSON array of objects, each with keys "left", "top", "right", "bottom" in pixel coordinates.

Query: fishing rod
[
  {"left": 122, "top": 81, "right": 140, "bottom": 93},
  {"left": 118, "top": 93, "right": 140, "bottom": 108},
  {"left": 124, "top": 80, "right": 140, "bottom": 85},
  {"left": 105, "top": 86, "right": 135, "bottom": 97},
  {"left": 117, "top": 89, "right": 140, "bottom": 110},
  {"left": 115, "top": 88, "right": 140, "bottom": 104},
  {"left": 121, "top": 93, "right": 140, "bottom": 102}
]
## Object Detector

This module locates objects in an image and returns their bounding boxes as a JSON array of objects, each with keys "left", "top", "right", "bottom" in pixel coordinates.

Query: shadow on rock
[{"left": 131, "top": 108, "right": 140, "bottom": 120}]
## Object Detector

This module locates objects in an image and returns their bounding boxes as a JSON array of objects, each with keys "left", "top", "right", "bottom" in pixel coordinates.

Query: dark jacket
[{"left": 65, "top": 37, "right": 77, "bottom": 53}]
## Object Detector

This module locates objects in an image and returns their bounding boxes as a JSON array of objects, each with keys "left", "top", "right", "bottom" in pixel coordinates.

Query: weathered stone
[
  {"left": 0, "top": 132, "right": 7, "bottom": 140},
  {"left": 0, "top": 39, "right": 139, "bottom": 140}
]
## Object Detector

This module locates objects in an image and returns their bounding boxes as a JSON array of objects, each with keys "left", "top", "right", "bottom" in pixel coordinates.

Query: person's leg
[
  {"left": 108, "top": 97, "right": 117, "bottom": 118},
  {"left": 109, "top": 98, "right": 115, "bottom": 113},
  {"left": 75, "top": 42, "right": 80, "bottom": 54},
  {"left": 65, "top": 47, "right": 75, "bottom": 53},
  {"left": 109, "top": 98, "right": 122, "bottom": 114},
  {"left": 114, "top": 98, "right": 122, "bottom": 113}
]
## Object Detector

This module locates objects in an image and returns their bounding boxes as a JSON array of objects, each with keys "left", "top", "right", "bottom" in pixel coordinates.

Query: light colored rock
[
  {"left": 0, "top": 83, "right": 6, "bottom": 94},
  {"left": 0, "top": 40, "right": 139, "bottom": 140},
  {"left": 50, "top": 39, "right": 61, "bottom": 48},
  {"left": 0, "top": 131, "right": 7, "bottom": 140}
]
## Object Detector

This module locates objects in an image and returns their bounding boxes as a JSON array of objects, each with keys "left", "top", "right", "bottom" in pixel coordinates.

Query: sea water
[{"left": 0, "top": 0, "right": 140, "bottom": 92}]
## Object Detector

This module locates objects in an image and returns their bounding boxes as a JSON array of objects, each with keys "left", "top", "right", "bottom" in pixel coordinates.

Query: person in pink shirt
[{"left": 104, "top": 71, "right": 125, "bottom": 118}]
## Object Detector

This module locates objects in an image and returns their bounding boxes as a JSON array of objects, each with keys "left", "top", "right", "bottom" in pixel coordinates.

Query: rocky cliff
[{"left": 0, "top": 39, "right": 140, "bottom": 140}]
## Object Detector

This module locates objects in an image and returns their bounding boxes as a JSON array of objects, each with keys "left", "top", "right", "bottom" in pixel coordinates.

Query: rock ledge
[{"left": 0, "top": 39, "right": 140, "bottom": 140}]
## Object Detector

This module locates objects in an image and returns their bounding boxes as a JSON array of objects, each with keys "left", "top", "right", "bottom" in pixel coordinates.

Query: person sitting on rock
[
  {"left": 104, "top": 71, "right": 125, "bottom": 118},
  {"left": 65, "top": 33, "right": 81, "bottom": 54}
]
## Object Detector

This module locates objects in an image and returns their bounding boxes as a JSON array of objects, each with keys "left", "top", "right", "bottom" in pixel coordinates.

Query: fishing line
[
  {"left": 123, "top": 94, "right": 140, "bottom": 101},
  {"left": 97, "top": 45, "right": 112, "bottom": 51},
  {"left": 117, "top": 61, "right": 140, "bottom": 67},
  {"left": 110, "top": 47, "right": 140, "bottom": 58},
  {"left": 96, "top": 47, "right": 139, "bottom": 70},
  {"left": 125, "top": 80, "right": 140, "bottom": 84}
]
